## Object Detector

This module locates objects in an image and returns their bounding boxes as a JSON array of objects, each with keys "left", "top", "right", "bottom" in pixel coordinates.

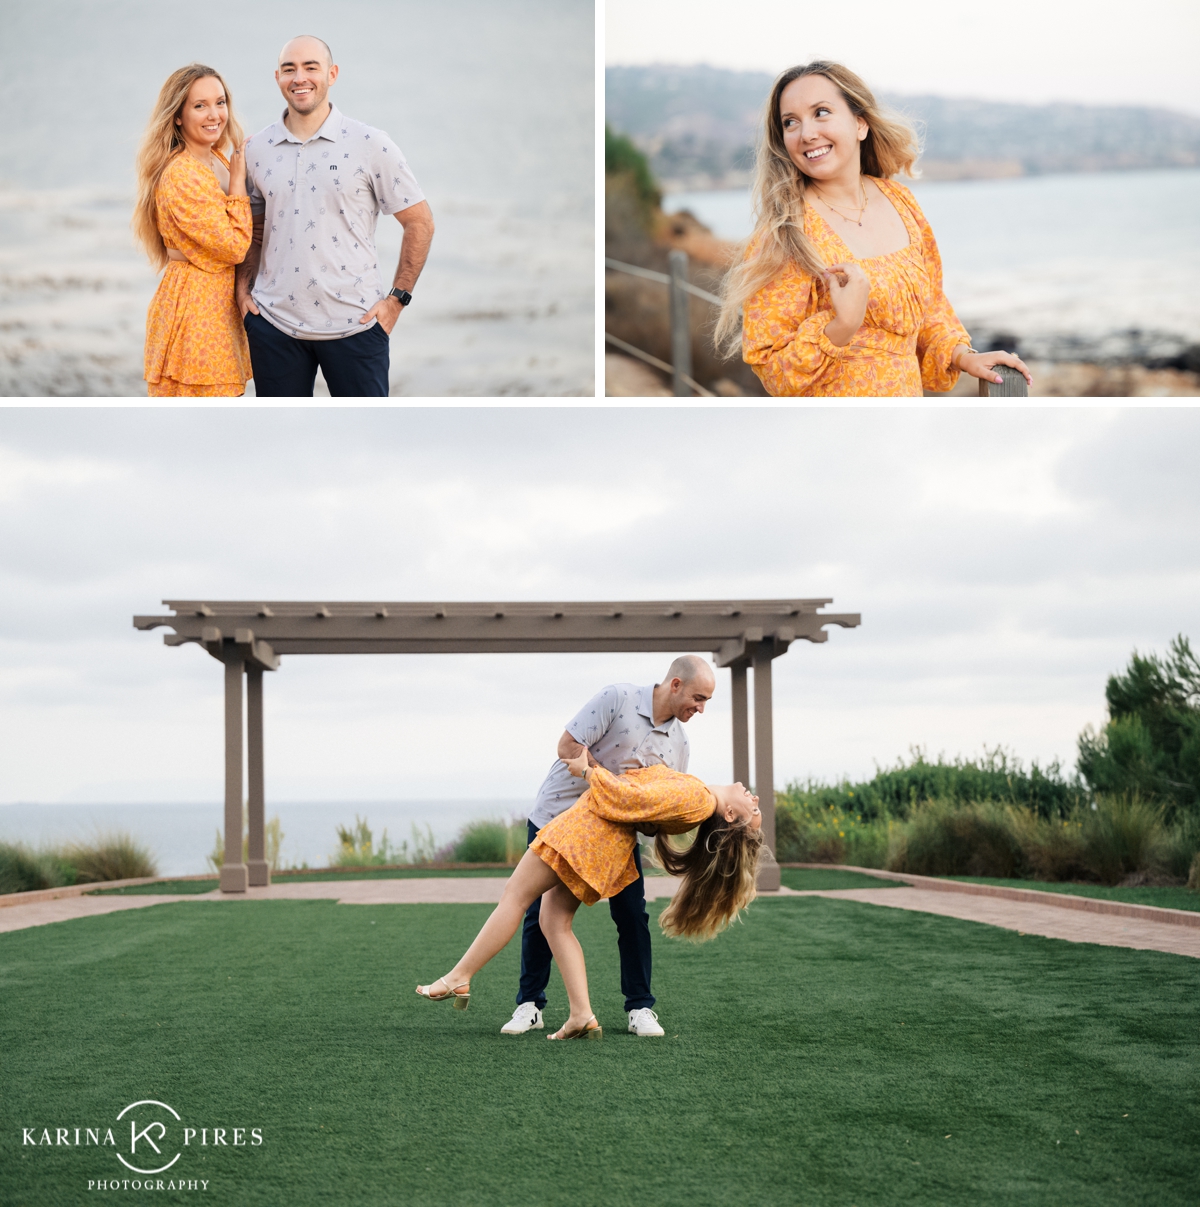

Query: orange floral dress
[
  {"left": 144, "top": 151, "right": 253, "bottom": 397},
  {"left": 742, "top": 178, "right": 970, "bottom": 397},
  {"left": 531, "top": 764, "right": 716, "bottom": 905}
]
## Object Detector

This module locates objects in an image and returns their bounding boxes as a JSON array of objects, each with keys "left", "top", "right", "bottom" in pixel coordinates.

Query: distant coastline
[{"left": 610, "top": 63, "right": 1200, "bottom": 192}]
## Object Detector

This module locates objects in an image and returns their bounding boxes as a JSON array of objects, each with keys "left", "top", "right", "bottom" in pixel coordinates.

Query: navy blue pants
[
  {"left": 245, "top": 312, "right": 390, "bottom": 397},
  {"left": 517, "top": 819, "right": 655, "bottom": 1013}
]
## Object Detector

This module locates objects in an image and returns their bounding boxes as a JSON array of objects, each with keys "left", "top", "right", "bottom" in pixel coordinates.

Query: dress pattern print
[
  {"left": 143, "top": 151, "right": 253, "bottom": 397},
  {"left": 532, "top": 764, "right": 716, "bottom": 905},
  {"left": 741, "top": 178, "right": 971, "bottom": 397}
]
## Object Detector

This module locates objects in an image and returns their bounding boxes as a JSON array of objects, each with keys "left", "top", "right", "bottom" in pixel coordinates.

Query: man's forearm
[{"left": 391, "top": 208, "right": 434, "bottom": 293}]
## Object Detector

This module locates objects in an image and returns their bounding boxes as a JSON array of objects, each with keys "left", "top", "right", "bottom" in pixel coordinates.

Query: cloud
[{"left": 1, "top": 406, "right": 1197, "bottom": 805}]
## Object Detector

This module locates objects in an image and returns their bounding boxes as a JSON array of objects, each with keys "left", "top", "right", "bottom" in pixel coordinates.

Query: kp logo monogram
[{"left": 118, "top": 1100, "right": 182, "bottom": 1175}]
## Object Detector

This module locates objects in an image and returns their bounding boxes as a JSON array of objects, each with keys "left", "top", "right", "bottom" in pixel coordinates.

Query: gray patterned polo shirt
[
  {"left": 245, "top": 104, "right": 425, "bottom": 340},
  {"left": 528, "top": 683, "right": 690, "bottom": 829}
]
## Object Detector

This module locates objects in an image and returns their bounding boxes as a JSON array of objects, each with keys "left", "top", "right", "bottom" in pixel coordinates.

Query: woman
[
  {"left": 133, "top": 64, "right": 253, "bottom": 397},
  {"left": 715, "top": 61, "right": 1032, "bottom": 397},
  {"left": 417, "top": 750, "right": 763, "bottom": 1040}
]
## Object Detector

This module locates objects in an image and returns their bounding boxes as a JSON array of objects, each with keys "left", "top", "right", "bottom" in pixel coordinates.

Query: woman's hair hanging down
[
  {"left": 132, "top": 64, "right": 245, "bottom": 271},
  {"left": 713, "top": 61, "right": 921, "bottom": 358},
  {"left": 654, "top": 811, "right": 764, "bottom": 941}
]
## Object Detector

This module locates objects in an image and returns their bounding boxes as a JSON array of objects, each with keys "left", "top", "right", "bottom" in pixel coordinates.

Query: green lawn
[
  {"left": 780, "top": 867, "right": 904, "bottom": 892},
  {"left": 90, "top": 868, "right": 516, "bottom": 895},
  {"left": 942, "top": 877, "right": 1200, "bottom": 913},
  {"left": 2, "top": 897, "right": 1197, "bottom": 1206}
]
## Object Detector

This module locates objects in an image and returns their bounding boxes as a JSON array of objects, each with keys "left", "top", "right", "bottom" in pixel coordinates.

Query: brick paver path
[
  {"left": 2, "top": 879, "right": 1197, "bottom": 959},
  {"left": 781, "top": 886, "right": 1200, "bottom": 959}
]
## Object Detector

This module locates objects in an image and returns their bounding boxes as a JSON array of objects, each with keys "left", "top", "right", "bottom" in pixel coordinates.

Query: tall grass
[
  {"left": 0, "top": 835, "right": 157, "bottom": 894},
  {"left": 328, "top": 816, "right": 437, "bottom": 868},
  {"left": 207, "top": 808, "right": 285, "bottom": 872},
  {"left": 441, "top": 818, "right": 527, "bottom": 865},
  {"left": 776, "top": 787, "right": 1200, "bottom": 889}
]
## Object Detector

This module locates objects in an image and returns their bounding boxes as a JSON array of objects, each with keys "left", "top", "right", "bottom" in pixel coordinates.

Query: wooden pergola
[{"left": 134, "top": 599, "right": 860, "bottom": 892}]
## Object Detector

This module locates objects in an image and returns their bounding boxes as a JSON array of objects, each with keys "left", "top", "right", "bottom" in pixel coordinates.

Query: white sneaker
[
  {"left": 627, "top": 1008, "right": 665, "bottom": 1037},
  {"left": 500, "top": 1002, "right": 544, "bottom": 1035}
]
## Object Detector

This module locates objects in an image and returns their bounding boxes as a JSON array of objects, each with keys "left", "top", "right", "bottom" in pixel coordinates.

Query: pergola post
[
  {"left": 752, "top": 644, "right": 782, "bottom": 892},
  {"left": 730, "top": 662, "right": 750, "bottom": 785},
  {"left": 246, "top": 666, "right": 270, "bottom": 887},
  {"left": 220, "top": 652, "right": 248, "bottom": 893}
]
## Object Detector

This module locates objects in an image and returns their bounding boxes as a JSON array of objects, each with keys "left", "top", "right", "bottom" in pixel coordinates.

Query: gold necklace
[{"left": 812, "top": 180, "right": 868, "bottom": 227}]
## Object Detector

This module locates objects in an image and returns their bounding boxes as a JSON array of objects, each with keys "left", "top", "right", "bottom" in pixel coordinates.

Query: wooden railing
[{"left": 605, "top": 251, "right": 1029, "bottom": 398}]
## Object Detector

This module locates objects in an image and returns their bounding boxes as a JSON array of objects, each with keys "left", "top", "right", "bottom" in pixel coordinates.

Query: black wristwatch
[{"left": 387, "top": 287, "right": 412, "bottom": 307}]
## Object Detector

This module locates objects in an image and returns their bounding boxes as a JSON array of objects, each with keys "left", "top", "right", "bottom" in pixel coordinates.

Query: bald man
[
  {"left": 501, "top": 655, "right": 717, "bottom": 1038},
  {"left": 236, "top": 35, "right": 435, "bottom": 396}
]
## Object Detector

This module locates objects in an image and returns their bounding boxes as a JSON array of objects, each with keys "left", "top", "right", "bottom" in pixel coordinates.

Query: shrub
[
  {"left": 450, "top": 818, "right": 527, "bottom": 865},
  {"left": 774, "top": 793, "right": 888, "bottom": 867},
  {"left": 886, "top": 800, "right": 1024, "bottom": 878},
  {"left": 1008, "top": 810, "right": 1091, "bottom": 882},
  {"left": 1188, "top": 850, "right": 1200, "bottom": 892},
  {"left": 0, "top": 843, "right": 68, "bottom": 894},
  {"left": 1, "top": 835, "right": 156, "bottom": 893},
  {"left": 1081, "top": 795, "right": 1165, "bottom": 885},
  {"left": 64, "top": 834, "right": 156, "bottom": 883}
]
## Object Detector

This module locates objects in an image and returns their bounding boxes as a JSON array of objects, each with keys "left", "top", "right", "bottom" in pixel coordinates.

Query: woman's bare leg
[
  {"left": 538, "top": 883, "right": 594, "bottom": 1032},
  {"left": 423, "top": 850, "right": 561, "bottom": 990}
]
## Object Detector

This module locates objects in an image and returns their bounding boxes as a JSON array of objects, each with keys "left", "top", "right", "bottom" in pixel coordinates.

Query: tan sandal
[
  {"left": 547, "top": 1014, "right": 602, "bottom": 1041},
  {"left": 415, "top": 976, "right": 470, "bottom": 1010}
]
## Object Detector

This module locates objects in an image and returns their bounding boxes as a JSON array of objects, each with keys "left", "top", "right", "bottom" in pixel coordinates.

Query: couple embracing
[
  {"left": 132, "top": 36, "right": 434, "bottom": 397},
  {"left": 417, "top": 656, "right": 765, "bottom": 1040}
]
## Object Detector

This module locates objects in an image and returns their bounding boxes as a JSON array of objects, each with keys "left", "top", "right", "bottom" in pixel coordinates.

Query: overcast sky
[
  {"left": 2, "top": 406, "right": 1198, "bottom": 810},
  {"left": 605, "top": 0, "right": 1200, "bottom": 117}
]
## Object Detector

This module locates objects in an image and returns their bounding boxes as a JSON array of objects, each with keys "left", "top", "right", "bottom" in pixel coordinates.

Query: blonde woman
[
  {"left": 416, "top": 751, "right": 763, "bottom": 1040},
  {"left": 715, "top": 61, "right": 1032, "bottom": 398},
  {"left": 134, "top": 65, "right": 253, "bottom": 397}
]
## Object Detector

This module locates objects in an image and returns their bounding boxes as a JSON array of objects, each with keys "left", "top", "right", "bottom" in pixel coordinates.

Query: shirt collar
[
  {"left": 638, "top": 684, "right": 677, "bottom": 733},
  {"left": 268, "top": 102, "right": 342, "bottom": 146}
]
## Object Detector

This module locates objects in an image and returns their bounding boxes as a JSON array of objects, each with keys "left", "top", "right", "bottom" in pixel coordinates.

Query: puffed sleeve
[
  {"left": 158, "top": 157, "right": 252, "bottom": 272},
  {"left": 742, "top": 252, "right": 848, "bottom": 397},
  {"left": 901, "top": 188, "right": 971, "bottom": 393},
  {"left": 586, "top": 766, "right": 714, "bottom": 828}
]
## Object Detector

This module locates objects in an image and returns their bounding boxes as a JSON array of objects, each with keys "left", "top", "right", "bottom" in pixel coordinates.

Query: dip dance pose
[
  {"left": 716, "top": 61, "right": 1032, "bottom": 397},
  {"left": 416, "top": 752, "right": 763, "bottom": 1040}
]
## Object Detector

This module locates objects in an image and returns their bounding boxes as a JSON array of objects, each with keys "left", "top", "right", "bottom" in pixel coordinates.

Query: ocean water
[
  {"left": 0, "top": 799, "right": 529, "bottom": 878},
  {"left": 663, "top": 169, "right": 1200, "bottom": 362},
  {"left": 0, "top": 0, "right": 594, "bottom": 396}
]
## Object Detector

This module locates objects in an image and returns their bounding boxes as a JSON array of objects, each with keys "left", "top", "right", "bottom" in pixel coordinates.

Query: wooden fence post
[
  {"left": 979, "top": 364, "right": 1030, "bottom": 397},
  {"left": 668, "top": 249, "right": 692, "bottom": 397}
]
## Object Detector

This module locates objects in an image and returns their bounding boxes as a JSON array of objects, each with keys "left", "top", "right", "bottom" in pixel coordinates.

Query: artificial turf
[
  {"left": 780, "top": 867, "right": 903, "bottom": 891},
  {"left": 2, "top": 896, "right": 1197, "bottom": 1206},
  {"left": 942, "top": 877, "right": 1200, "bottom": 913}
]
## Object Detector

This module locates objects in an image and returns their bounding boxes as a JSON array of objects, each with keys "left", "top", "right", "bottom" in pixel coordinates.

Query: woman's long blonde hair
[
  {"left": 132, "top": 64, "right": 244, "bottom": 271},
  {"left": 713, "top": 61, "right": 921, "bottom": 357},
  {"left": 654, "top": 812, "right": 763, "bottom": 941}
]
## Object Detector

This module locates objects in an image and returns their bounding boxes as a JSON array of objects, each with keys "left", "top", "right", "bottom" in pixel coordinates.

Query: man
[
  {"left": 236, "top": 35, "right": 435, "bottom": 396},
  {"left": 501, "top": 655, "right": 716, "bottom": 1038}
]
